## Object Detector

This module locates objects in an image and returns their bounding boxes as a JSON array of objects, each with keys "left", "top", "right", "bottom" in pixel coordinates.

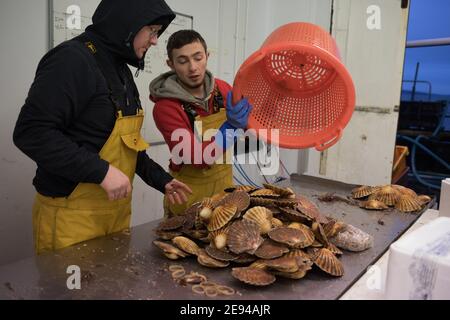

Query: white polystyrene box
[
  {"left": 384, "top": 217, "right": 450, "bottom": 300},
  {"left": 440, "top": 178, "right": 450, "bottom": 218}
]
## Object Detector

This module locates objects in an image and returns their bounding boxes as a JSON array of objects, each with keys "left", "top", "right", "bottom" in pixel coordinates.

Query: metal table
[{"left": 0, "top": 175, "right": 434, "bottom": 300}]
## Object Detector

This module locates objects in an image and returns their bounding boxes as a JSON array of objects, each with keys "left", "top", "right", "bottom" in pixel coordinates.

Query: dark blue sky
[{"left": 402, "top": 0, "right": 450, "bottom": 96}]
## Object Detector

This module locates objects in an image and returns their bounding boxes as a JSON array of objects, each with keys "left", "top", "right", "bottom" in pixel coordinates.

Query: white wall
[{"left": 0, "top": 0, "right": 49, "bottom": 264}]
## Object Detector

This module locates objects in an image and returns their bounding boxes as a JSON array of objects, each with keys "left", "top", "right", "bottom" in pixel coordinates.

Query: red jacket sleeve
[{"left": 153, "top": 98, "right": 215, "bottom": 170}]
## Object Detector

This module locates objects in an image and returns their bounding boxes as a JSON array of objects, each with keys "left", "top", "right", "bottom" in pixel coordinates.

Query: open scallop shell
[
  {"left": 254, "top": 239, "right": 289, "bottom": 259},
  {"left": 197, "top": 249, "right": 230, "bottom": 268},
  {"left": 172, "top": 236, "right": 200, "bottom": 256},
  {"left": 183, "top": 229, "right": 209, "bottom": 241},
  {"left": 207, "top": 204, "right": 237, "bottom": 231},
  {"left": 351, "top": 185, "right": 378, "bottom": 199},
  {"left": 205, "top": 246, "right": 238, "bottom": 262},
  {"left": 157, "top": 215, "right": 186, "bottom": 231},
  {"left": 199, "top": 198, "right": 214, "bottom": 220},
  {"left": 326, "top": 243, "right": 343, "bottom": 255},
  {"left": 268, "top": 227, "right": 315, "bottom": 249},
  {"left": 285, "top": 249, "right": 311, "bottom": 262},
  {"left": 243, "top": 206, "right": 273, "bottom": 234},
  {"left": 227, "top": 219, "right": 264, "bottom": 255},
  {"left": 272, "top": 256, "right": 313, "bottom": 279},
  {"left": 153, "top": 240, "right": 188, "bottom": 259},
  {"left": 310, "top": 247, "right": 344, "bottom": 277},
  {"left": 262, "top": 183, "right": 296, "bottom": 198},
  {"left": 368, "top": 185, "right": 400, "bottom": 206},
  {"left": 395, "top": 195, "right": 422, "bottom": 213},
  {"left": 231, "top": 267, "right": 276, "bottom": 286},
  {"left": 208, "top": 226, "right": 230, "bottom": 250},
  {"left": 360, "top": 199, "right": 389, "bottom": 210}
]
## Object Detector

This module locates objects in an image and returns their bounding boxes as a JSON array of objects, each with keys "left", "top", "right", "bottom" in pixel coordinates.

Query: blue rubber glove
[
  {"left": 214, "top": 121, "right": 237, "bottom": 150},
  {"left": 225, "top": 91, "right": 253, "bottom": 129}
]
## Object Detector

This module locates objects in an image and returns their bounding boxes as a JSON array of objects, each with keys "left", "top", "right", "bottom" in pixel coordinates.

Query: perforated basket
[{"left": 233, "top": 22, "right": 355, "bottom": 150}]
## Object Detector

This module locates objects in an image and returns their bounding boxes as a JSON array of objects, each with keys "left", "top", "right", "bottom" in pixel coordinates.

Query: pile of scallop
[
  {"left": 353, "top": 184, "right": 431, "bottom": 212},
  {"left": 153, "top": 184, "right": 374, "bottom": 287}
]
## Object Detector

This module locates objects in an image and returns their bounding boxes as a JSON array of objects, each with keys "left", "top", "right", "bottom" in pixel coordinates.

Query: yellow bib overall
[
  {"left": 165, "top": 109, "right": 233, "bottom": 216},
  {"left": 32, "top": 109, "right": 149, "bottom": 253}
]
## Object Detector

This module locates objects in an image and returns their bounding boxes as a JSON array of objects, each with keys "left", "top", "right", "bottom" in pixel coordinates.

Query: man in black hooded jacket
[{"left": 13, "top": 0, "right": 192, "bottom": 253}]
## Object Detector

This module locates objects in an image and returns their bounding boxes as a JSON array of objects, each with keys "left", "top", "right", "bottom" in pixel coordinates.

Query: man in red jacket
[{"left": 151, "top": 30, "right": 252, "bottom": 216}]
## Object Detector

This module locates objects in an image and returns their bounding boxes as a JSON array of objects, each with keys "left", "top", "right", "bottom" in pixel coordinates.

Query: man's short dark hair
[{"left": 166, "top": 30, "right": 207, "bottom": 61}]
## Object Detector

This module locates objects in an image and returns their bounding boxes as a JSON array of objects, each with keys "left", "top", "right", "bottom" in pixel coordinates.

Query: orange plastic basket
[{"left": 233, "top": 22, "right": 355, "bottom": 150}]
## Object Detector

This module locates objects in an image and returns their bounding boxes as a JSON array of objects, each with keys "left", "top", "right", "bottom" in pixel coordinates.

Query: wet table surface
[{"left": 0, "top": 175, "right": 434, "bottom": 300}]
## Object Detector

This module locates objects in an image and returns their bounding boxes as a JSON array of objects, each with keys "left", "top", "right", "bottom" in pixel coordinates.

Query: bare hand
[
  {"left": 100, "top": 165, "right": 132, "bottom": 201},
  {"left": 165, "top": 179, "right": 193, "bottom": 205}
]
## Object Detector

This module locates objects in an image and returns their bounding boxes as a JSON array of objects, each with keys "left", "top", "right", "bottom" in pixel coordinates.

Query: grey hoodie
[{"left": 150, "top": 70, "right": 215, "bottom": 112}]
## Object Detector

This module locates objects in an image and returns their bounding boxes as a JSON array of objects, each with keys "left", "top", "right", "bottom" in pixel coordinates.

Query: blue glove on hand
[{"left": 225, "top": 91, "right": 253, "bottom": 129}]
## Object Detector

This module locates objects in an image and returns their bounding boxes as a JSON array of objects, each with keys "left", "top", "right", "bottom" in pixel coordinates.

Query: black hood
[{"left": 86, "top": 0, "right": 175, "bottom": 69}]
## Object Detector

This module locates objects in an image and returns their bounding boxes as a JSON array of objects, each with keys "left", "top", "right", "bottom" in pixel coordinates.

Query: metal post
[{"left": 411, "top": 62, "right": 420, "bottom": 101}]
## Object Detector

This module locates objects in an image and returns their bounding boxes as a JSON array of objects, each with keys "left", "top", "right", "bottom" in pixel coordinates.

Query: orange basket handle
[
  {"left": 232, "top": 50, "right": 266, "bottom": 104},
  {"left": 315, "top": 129, "right": 342, "bottom": 151}
]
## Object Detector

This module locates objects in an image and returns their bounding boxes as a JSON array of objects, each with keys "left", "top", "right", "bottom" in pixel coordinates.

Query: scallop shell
[
  {"left": 326, "top": 242, "right": 343, "bottom": 255},
  {"left": 271, "top": 217, "right": 284, "bottom": 228},
  {"left": 224, "top": 185, "right": 258, "bottom": 193},
  {"left": 275, "top": 198, "right": 298, "bottom": 207},
  {"left": 279, "top": 207, "right": 312, "bottom": 224},
  {"left": 250, "top": 188, "right": 280, "bottom": 198},
  {"left": 368, "top": 185, "right": 400, "bottom": 206},
  {"left": 351, "top": 185, "right": 378, "bottom": 199},
  {"left": 208, "top": 226, "right": 230, "bottom": 250},
  {"left": 233, "top": 253, "right": 257, "bottom": 264},
  {"left": 310, "top": 248, "right": 344, "bottom": 277},
  {"left": 156, "top": 215, "right": 186, "bottom": 231},
  {"left": 152, "top": 240, "right": 188, "bottom": 259},
  {"left": 271, "top": 256, "right": 313, "bottom": 279},
  {"left": 323, "top": 219, "right": 346, "bottom": 238},
  {"left": 268, "top": 227, "right": 314, "bottom": 248},
  {"left": 250, "top": 197, "right": 278, "bottom": 206},
  {"left": 184, "top": 229, "right": 209, "bottom": 240},
  {"left": 172, "top": 236, "right": 200, "bottom": 256},
  {"left": 285, "top": 249, "right": 311, "bottom": 262},
  {"left": 207, "top": 204, "right": 237, "bottom": 231},
  {"left": 243, "top": 206, "right": 273, "bottom": 234},
  {"left": 155, "top": 230, "right": 182, "bottom": 240},
  {"left": 295, "top": 195, "right": 328, "bottom": 224},
  {"left": 231, "top": 267, "right": 276, "bottom": 286},
  {"left": 311, "top": 222, "right": 329, "bottom": 246},
  {"left": 217, "top": 191, "right": 251, "bottom": 214},
  {"left": 197, "top": 249, "right": 230, "bottom": 268},
  {"left": 249, "top": 260, "right": 268, "bottom": 270},
  {"left": 199, "top": 198, "right": 214, "bottom": 220},
  {"left": 360, "top": 199, "right": 389, "bottom": 210},
  {"left": 262, "top": 183, "right": 296, "bottom": 198},
  {"left": 391, "top": 185, "right": 418, "bottom": 197},
  {"left": 395, "top": 195, "right": 422, "bottom": 213},
  {"left": 205, "top": 246, "right": 238, "bottom": 262},
  {"left": 417, "top": 195, "right": 432, "bottom": 205},
  {"left": 254, "top": 239, "right": 289, "bottom": 259},
  {"left": 227, "top": 219, "right": 264, "bottom": 255},
  {"left": 262, "top": 256, "right": 300, "bottom": 273},
  {"left": 330, "top": 224, "right": 373, "bottom": 252}
]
